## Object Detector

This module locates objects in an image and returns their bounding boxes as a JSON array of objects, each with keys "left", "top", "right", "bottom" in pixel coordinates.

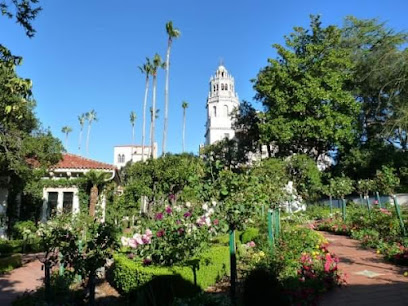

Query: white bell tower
[{"left": 205, "top": 64, "right": 240, "bottom": 145}]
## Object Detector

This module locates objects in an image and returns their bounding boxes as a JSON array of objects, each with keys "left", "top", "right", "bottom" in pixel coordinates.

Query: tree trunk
[
  {"left": 162, "top": 39, "right": 172, "bottom": 156},
  {"left": 142, "top": 76, "right": 149, "bottom": 162},
  {"left": 88, "top": 272, "right": 96, "bottom": 306},
  {"left": 182, "top": 108, "right": 186, "bottom": 152},
  {"left": 132, "top": 124, "right": 135, "bottom": 144},
  {"left": 89, "top": 184, "right": 98, "bottom": 217},
  {"left": 78, "top": 127, "right": 83, "bottom": 152},
  {"left": 151, "top": 75, "right": 157, "bottom": 159},
  {"left": 86, "top": 124, "right": 92, "bottom": 156}
]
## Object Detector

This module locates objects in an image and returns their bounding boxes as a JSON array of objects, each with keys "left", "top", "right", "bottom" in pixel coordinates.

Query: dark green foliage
[
  {"left": 109, "top": 245, "right": 229, "bottom": 302},
  {"left": 240, "top": 227, "right": 259, "bottom": 244},
  {"left": 0, "top": 253, "right": 22, "bottom": 273},
  {"left": 0, "top": 238, "right": 43, "bottom": 256}
]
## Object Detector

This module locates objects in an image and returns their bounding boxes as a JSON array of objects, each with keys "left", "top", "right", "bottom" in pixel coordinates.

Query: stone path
[
  {"left": 0, "top": 254, "right": 43, "bottom": 306},
  {"left": 319, "top": 232, "right": 408, "bottom": 306}
]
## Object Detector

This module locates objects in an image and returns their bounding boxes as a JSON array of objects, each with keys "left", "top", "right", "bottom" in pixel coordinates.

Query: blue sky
[{"left": 1, "top": 0, "right": 407, "bottom": 164}]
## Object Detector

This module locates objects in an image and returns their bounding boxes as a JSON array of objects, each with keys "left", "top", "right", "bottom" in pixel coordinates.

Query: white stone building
[
  {"left": 41, "top": 153, "right": 118, "bottom": 222},
  {"left": 205, "top": 65, "right": 240, "bottom": 145},
  {"left": 113, "top": 143, "right": 157, "bottom": 169}
]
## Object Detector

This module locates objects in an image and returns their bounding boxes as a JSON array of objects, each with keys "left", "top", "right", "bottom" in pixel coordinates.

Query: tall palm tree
[
  {"left": 130, "top": 111, "right": 136, "bottom": 144},
  {"left": 78, "top": 113, "right": 86, "bottom": 153},
  {"left": 151, "top": 53, "right": 165, "bottom": 159},
  {"left": 85, "top": 170, "right": 108, "bottom": 217},
  {"left": 139, "top": 58, "right": 152, "bottom": 162},
  {"left": 85, "top": 110, "right": 97, "bottom": 156},
  {"left": 61, "top": 126, "right": 73, "bottom": 151},
  {"left": 181, "top": 101, "right": 188, "bottom": 152},
  {"left": 150, "top": 107, "right": 160, "bottom": 158},
  {"left": 162, "top": 21, "right": 181, "bottom": 156}
]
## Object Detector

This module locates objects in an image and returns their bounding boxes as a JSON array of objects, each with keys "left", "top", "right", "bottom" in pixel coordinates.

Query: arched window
[
  {"left": 117, "top": 154, "right": 122, "bottom": 163},
  {"left": 221, "top": 84, "right": 224, "bottom": 90},
  {"left": 216, "top": 84, "right": 219, "bottom": 91},
  {"left": 213, "top": 106, "right": 217, "bottom": 117},
  {"left": 122, "top": 154, "right": 125, "bottom": 163},
  {"left": 225, "top": 84, "right": 228, "bottom": 90},
  {"left": 224, "top": 105, "right": 229, "bottom": 116},
  {"left": 221, "top": 72, "right": 224, "bottom": 77}
]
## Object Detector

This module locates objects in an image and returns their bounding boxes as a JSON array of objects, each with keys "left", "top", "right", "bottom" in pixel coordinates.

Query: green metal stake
[
  {"left": 268, "top": 209, "right": 274, "bottom": 251},
  {"left": 229, "top": 228, "right": 237, "bottom": 300},
  {"left": 392, "top": 195, "right": 407, "bottom": 236},
  {"left": 376, "top": 192, "right": 382, "bottom": 208},
  {"left": 342, "top": 198, "right": 346, "bottom": 221},
  {"left": 329, "top": 195, "right": 333, "bottom": 214},
  {"left": 59, "top": 252, "right": 64, "bottom": 276}
]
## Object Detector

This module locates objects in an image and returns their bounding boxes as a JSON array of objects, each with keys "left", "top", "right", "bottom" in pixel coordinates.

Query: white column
[
  {"left": 57, "top": 190, "right": 63, "bottom": 213},
  {"left": 73, "top": 190, "right": 80, "bottom": 215}
]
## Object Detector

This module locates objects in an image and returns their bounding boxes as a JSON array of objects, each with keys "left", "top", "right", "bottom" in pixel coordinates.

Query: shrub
[
  {"left": 0, "top": 254, "right": 22, "bottom": 274},
  {"left": 240, "top": 227, "right": 259, "bottom": 244},
  {"left": 12, "top": 220, "right": 37, "bottom": 240},
  {"left": 109, "top": 245, "right": 229, "bottom": 303}
]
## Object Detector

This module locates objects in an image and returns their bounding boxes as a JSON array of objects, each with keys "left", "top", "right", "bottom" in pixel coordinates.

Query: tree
[
  {"left": 162, "top": 21, "right": 181, "bottom": 156},
  {"left": 61, "top": 126, "right": 72, "bottom": 150},
  {"left": 151, "top": 54, "right": 165, "bottom": 159},
  {"left": 149, "top": 107, "right": 159, "bottom": 158},
  {"left": 77, "top": 113, "right": 86, "bottom": 153},
  {"left": 85, "top": 170, "right": 109, "bottom": 217},
  {"left": 181, "top": 101, "right": 188, "bottom": 152},
  {"left": 253, "top": 15, "right": 360, "bottom": 160},
  {"left": 139, "top": 58, "right": 152, "bottom": 162},
  {"left": 130, "top": 111, "right": 136, "bottom": 144},
  {"left": 1, "top": 0, "right": 42, "bottom": 38},
  {"left": 85, "top": 110, "right": 97, "bottom": 156}
]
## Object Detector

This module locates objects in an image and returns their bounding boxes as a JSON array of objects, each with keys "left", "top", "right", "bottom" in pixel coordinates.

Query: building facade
[
  {"left": 113, "top": 143, "right": 157, "bottom": 169},
  {"left": 205, "top": 65, "right": 240, "bottom": 145}
]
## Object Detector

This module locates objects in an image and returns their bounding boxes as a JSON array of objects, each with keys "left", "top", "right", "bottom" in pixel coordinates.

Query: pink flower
[
  {"left": 141, "top": 230, "right": 152, "bottom": 244},
  {"left": 178, "top": 227, "right": 185, "bottom": 235},
  {"left": 156, "top": 229, "right": 165, "bottom": 237},
  {"left": 246, "top": 241, "right": 256, "bottom": 247},
  {"left": 213, "top": 219, "right": 219, "bottom": 225},
  {"left": 184, "top": 211, "right": 192, "bottom": 218},
  {"left": 133, "top": 233, "right": 143, "bottom": 245},
  {"left": 380, "top": 208, "right": 391, "bottom": 215},
  {"left": 165, "top": 206, "right": 172, "bottom": 214},
  {"left": 155, "top": 213, "right": 163, "bottom": 220},
  {"left": 168, "top": 194, "right": 175, "bottom": 201},
  {"left": 128, "top": 238, "right": 138, "bottom": 248},
  {"left": 143, "top": 258, "right": 152, "bottom": 266}
]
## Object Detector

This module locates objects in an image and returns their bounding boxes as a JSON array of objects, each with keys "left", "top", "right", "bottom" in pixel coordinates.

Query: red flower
[
  {"left": 155, "top": 213, "right": 163, "bottom": 220},
  {"left": 156, "top": 229, "right": 165, "bottom": 237}
]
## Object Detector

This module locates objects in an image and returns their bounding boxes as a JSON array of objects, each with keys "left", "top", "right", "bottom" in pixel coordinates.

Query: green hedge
[
  {"left": 0, "top": 254, "right": 22, "bottom": 274},
  {"left": 0, "top": 239, "right": 43, "bottom": 257},
  {"left": 240, "top": 227, "right": 259, "bottom": 244},
  {"left": 110, "top": 245, "right": 229, "bottom": 302}
]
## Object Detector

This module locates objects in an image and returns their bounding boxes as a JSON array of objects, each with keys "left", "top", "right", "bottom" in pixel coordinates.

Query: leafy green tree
[
  {"left": 162, "top": 21, "right": 180, "bottom": 156},
  {"left": 356, "top": 179, "right": 375, "bottom": 198},
  {"left": 61, "top": 126, "right": 72, "bottom": 150},
  {"left": 181, "top": 101, "right": 188, "bottom": 152},
  {"left": 139, "top": 58, "right": 152, "bottom": 162},
  {"left": 84, "top": 171, "right": 109, "bottom": 217},
  {"left": 85, "top": 110, "right": 97, "bottom": 156},
  {"left": 375, "top": 166, "right": 400, "bottom": 196},
  {"left": 1, "top": 0, "right": 42, "bottom": 37},
  {"left": 253, "top": 15, "right": 359, "bottom": 160},
  {"left": 129, "top": 110, "right": 136, "bottom": 144},
  {"left": 330, "top": 176, "right": 354, "bottom": 200}
]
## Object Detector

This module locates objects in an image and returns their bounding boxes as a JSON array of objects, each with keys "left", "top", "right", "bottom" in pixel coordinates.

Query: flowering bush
[
  {"left": 121, "top": 201, "right": 222, "bottom": 265},
  {"left": 377, "top": 241, "right": 408, "bottom": 266}
]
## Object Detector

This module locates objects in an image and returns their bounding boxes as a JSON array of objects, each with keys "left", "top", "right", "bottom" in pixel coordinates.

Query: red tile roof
[{"left": 51, "top": 153, "right": 116, "bottom": 170}]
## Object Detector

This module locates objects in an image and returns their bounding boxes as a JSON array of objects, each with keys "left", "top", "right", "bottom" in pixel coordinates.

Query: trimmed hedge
[
  {"left": 0, "top": 254, "right": 22, "bottom": 274},
  {"left": 0, "top": 239, "right": 43, "bottom": 257},
  {"left": 110, "top": 245, "right": 229, "bottom": 300},
  {"left": 240, "top": 227, "right": 259, "bottom": 244}
]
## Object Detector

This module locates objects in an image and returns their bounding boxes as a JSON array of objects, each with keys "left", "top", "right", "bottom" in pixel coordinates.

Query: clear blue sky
[{"left": 1, "top": 0, "right": 407, "bottom": 164}]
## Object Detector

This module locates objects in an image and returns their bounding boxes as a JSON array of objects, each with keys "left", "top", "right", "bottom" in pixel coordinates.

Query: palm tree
[
  {"left": 85, "top": 170, "right": 108, "bottom": 217},
  {"left": 61, "top": 126, "right": 72, "bottom": 151},
  {"left": 139, "top": 58, "right": 152, "bottom": 162},
  {"left": 78, "top": 113, "right": 86, "bottom": 153},
  {"left": 150, "top": 107, "right": 160, "bottom": 158},
  {"left": 130, "top": 111, "right": 136, "bottom": 144},
  {"left": 151, "top": 53, "right": 165, "bottom": 158},
  {"left": 182, "top": 101, "right": 188, "bottom": 152},
  {"left": 85, "top": 110, "right": 97, "bottom": 156},
  {"left": 162, "top": 21, "right": 181, "bottom": 156}
]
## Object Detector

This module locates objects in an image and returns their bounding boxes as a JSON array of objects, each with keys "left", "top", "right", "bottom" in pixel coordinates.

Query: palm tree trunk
[
  {"left": 89, "top": 184, "right": 98, "bottom": 217},
  {"left": 65, "top": 133, "right": 68, "bottom": 150},
  {"left": 182, "top": 108, "right": 186, "bottom": 152},
  {"left": 151, "top": 75, "right": 157, "bottom": 159},
  {"left": 86, "top": 124, "right": 92, "bottom": 156},
  {"left": 132, "top": 124, "right": 135, "bottom": 144},
  {"left": 162, "top": 39, "right": 172, "bottom": 156},
  {"left": 142, "top": 76, "right": 149, "bottom": 162},
  {"left": 78, "top": 127, "right": 83, "bottom": 152}
]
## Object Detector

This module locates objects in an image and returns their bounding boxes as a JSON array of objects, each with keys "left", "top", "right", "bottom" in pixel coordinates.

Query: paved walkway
[
  {"left": 319, "top": 232, "right": 408, "bottom": 306},
  {"left": 0, "top": 254, "right": 43, "bottom": 305}
]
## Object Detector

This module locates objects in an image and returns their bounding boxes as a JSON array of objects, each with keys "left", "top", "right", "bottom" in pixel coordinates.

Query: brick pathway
[
  {"left": 319, "top": 232, "right": 408, "bottom": 306},
  {"left": 0, "top": 255, "right": 43, "bottom": 306}
]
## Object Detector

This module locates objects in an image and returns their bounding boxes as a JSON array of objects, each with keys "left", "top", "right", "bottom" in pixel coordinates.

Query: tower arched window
[
  {"left": 221, "top": 84, "right": 224, "bottom": 90},
  {"left": 216, "top": 84, "right": 219, "bottom": 91},
  {"left": 117, "top": 154, "right": 121, "bottom": 163},
  {"left": 225, "top": 84, "right": 228, "bottom": 90},
  {"left": 222, "top": 72, "right": 224, "bottom": 77},
  {"left": 224, "top": 105, "right": 229, "bottom": 116},
  {"left": 122, "top": 154, "right": 125, "bottom": 163},
  {"left": 213, "top": 106, "right": 217, "bottom": 117}
]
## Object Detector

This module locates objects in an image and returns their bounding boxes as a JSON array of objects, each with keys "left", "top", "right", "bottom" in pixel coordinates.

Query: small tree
[
  {"left": 330, "top": 176, "right": 354, "bottom": 220},
  {"left": 85, "top": 171, "right": 109, "bottom": 217}
]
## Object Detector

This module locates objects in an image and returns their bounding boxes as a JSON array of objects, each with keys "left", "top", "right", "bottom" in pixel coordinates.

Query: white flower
[
  {"left": 202, "top": 203, "right": 208, "bottom": 211},
  {"left": 205, "top": 217, "right": 211, "bottom": 226},
  {"left": 185, "top": 202, "right": 191, "bottom": 208},
  {"left": 133, "top": 233, "right": 143, "bottom": 245},
  {"left": 174, "top": 205, "right": 182, "bottom": 212},
  {"left": 207, "top": 208, "right": 214, "bottom": 215},
  {"left": 121, "top": 236, "right": 129, "bottom": 247},
  {"left": 212, "top": 200, "right": 217, "bottom": 206}
]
